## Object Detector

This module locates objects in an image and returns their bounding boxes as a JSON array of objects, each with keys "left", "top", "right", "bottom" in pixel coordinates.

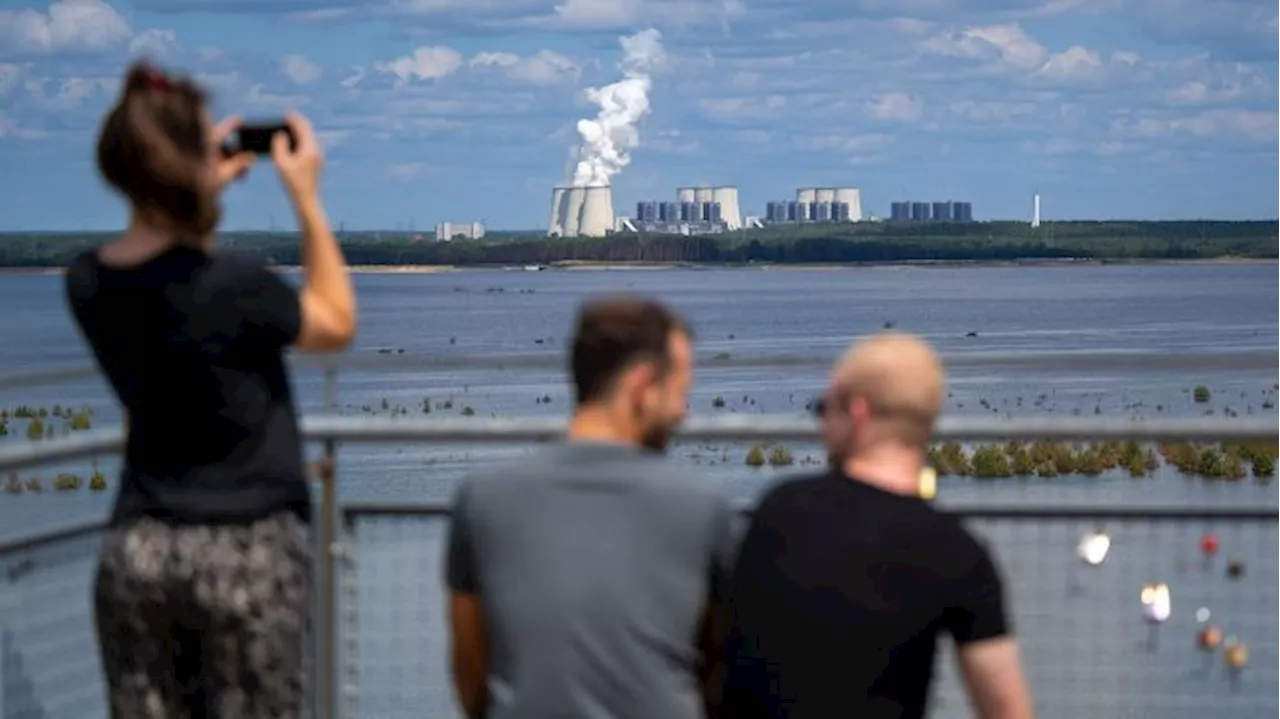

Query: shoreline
[{"left": 0, "top": 257, "right": 1273, "bottom": 276}]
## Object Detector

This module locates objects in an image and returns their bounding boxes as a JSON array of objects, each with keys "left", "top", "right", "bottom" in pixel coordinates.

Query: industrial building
[
  {"left": 547, "top": 185, "right": 744, "bottom": 238},
  {"left": 762, "top": 187, "right": 863, "bottom": 225},
  {"left": 890, "top": 200, "right": 973, "bottom": 222},
  {"left": 435, "top": 222, "right": 485, "bottom": 241},
  {"left": 625, "top": 186, "right": 742, "bottom": 235},
  {"left": 548, "top": 186, "right": 616, "bottom": 238}
]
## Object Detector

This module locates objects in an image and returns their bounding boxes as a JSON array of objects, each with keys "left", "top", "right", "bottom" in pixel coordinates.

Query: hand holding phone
[
  {"left": 210, "top": 115, "right": 257, "bottom": 190},
  {"left": 221, "top": 121, "right": 297, "bottom": 157},
  {"left": 269, "top": 114, "right": 323, "bottom": 202}
]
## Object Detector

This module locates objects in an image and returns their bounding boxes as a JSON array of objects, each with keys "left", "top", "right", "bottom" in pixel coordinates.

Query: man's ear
[
  {"left": 848, "top": 394, "right": 871, "bottom": 425},
  {"left": 620, "top": 361, "right": 658, "bottom": 407}
]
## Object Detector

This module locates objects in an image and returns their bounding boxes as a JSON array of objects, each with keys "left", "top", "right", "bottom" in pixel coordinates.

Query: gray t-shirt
[{"left": 446, "top": 441, "right": 738, "bottom": 719}]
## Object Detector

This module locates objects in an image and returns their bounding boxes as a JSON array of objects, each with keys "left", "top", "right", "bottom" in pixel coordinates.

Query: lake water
[{"left": 0, "top": 263, "right": 1277, "bottom": 718}]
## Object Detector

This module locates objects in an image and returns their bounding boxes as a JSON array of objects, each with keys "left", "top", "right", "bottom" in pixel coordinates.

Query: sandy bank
[{"left": 0, "top": 258, "right": 1273, "bottom": 276}]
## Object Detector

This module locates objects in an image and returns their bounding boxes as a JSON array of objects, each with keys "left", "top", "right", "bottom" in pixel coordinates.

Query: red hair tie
[{"left": 143, "top": 67, "right": 173, "bottom": 92}]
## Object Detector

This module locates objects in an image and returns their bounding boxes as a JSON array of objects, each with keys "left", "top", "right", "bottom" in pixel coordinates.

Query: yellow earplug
[{"left": 919, "top": 466, "right": 937, "bottom": 500}]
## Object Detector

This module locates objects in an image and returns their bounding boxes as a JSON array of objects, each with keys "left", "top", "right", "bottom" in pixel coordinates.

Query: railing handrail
[
  {"left": 0, "top": 517, "right": 108, "bottom": 556},
  {"left": 0, "top": 364, "right": 100, "bottom": 391},
  {"left": 5, "top": 347, "right": 1280, "bottom": 390},
  {"left": 0, "top": 415, "right": 1275, "bottom": 473},
  {"left": 337, "top": 500, "right": 1280, "bottom": 521}
]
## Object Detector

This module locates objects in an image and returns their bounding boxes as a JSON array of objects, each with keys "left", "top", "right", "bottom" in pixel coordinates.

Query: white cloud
[
  {"left": 949, "top": 99, "right": 1037, "bottom": 121},
  {"left": 697, "top": 95, "right": 786, "bottom": 121},
  {"left": 804, "top": 132, "right": 892, "bottom": 155},
  {"left": 339, "top": 67, "right": 366, "bottom": 88},
  {"left": 553, "top": 0, "right": 639, "bottom": 26},
  {"left": 0, "top": 0, "right": 132, "bottom": 53},
  {"left": 196, "top": 71, "right": 241, "bottom": 93},
  {"left": 387, "top": 162, "right": 427, "bottom": 180},
  {"left": 867, "top": 92, "right": 922, "bottom": 122},
  {"left": 469, "top": 49, "right": 580, "bottom": 85},
  {"left": 127, "top": 28, "right": 180, "bottom": 59},
  {"left": 922, "top": 22, "right": 1118, "bottom": 82},
  {"left": 246, "top": 83, "right": 309, "bottom": 111},
  {"left": 281, "top": 54, "right": 323, "bottom": 86},
  {"left": 288, "top": 7, "right": 357, "bottom": 22},
  {"left": 469, "top": 51, "right": 517, "bottom": 66},
  {"left": 733, "top": 129, "right": 772, "bottom": 144},
  {"left": 1162, "top": 63, "right": 1271, "bottom": 105},
  {"left": 22, "top": 75, "right": 112, "bottom": 110},
  {"left": 539, "top": 0, "right": 743, "bottom": 29},
  {"left": 384, "top": 0, "right": 529, "bottom": 14},
  {"left": 1126, "top": 0, "right": 1278, "bottom": 59},
  {"left": 1166, "top": 81, "right": 1209, "bottom": 104},
  {"left": 1036, "top": 45, "right": 1102, "bottom": 80},
  {"left": 316, "top": 129, "right": 351, "bottom": 148},
  {"left": 375, "top": 46, "right": 464, "bottom": 85},
  {"left": 1023, "top": 137, "right": 1144, "bottom": 159},
  {"left": 0, "top": 112, "right": 49, "bottom": 140},
  {"left": 1026, "top": 0, "right": 1124, "bottom": 16},
  {"left": 0, "top": 63, "right": 25, "bottom": 96},
  {"left": 646, "top": 128, "right": 698, "bottom": 154},
  {"left": 925, "top": 23, "right": 1046, "bottom": 69},
  {"left": 1112, "top": 109, "right": 1277, "bottom": 142}
]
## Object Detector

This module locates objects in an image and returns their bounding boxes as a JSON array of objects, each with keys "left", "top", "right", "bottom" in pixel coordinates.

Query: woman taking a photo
[{"left": 65, "top": 61, "right": 356, "bottom": 717}]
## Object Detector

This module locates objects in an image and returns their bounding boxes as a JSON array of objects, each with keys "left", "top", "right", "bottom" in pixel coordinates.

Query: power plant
[
  {"left": 626, "top": 186, "right": 743, "bottom": 235},
  {"left": 548, "top": 186, "right": 616, "bottom": 238},
  {"left": 763, "top": 187, "right": 863, "bottom": 225},
  {"left": 549, "top": 30, "right": 662, "bottom": 238},
  {"left": 889, "top": 200, "right": 974, "bottom": 222},
  {"left": 544, "top": 183, "right": 983, "bottom": 238},
  {"left": 434, "top": 222, "right": 485, "bottom": 241}
]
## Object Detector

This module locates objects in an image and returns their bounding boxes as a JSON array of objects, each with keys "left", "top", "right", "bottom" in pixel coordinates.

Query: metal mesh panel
[
  {"left": 343, "top": 515, "right": 458, "bottom": 719},
  {"left": 932, "top": 514, "right": 1279, "bottom": 718},
  {"left": 343, "top": 510, "right": 1279, "bottom": 719},
  {"left": 0, "top": 530, "right": 107, "bottom": 719}
]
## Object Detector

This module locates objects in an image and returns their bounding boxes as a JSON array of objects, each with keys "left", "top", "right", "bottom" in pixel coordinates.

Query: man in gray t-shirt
[{"left": 446, "top": 297, "right": 737, "bottom": 719}]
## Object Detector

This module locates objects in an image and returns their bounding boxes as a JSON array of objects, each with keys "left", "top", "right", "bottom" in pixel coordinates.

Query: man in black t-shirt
[{"left": 723, "top": 332, "right": 1033, "bottom": 719}]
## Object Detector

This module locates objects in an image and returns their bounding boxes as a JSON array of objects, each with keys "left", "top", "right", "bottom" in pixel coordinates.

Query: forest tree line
[{"left": 0, "top": 220, "right": 1274, "bottom": 267}]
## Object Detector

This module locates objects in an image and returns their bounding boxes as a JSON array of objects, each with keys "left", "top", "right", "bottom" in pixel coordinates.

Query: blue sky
[{"left": 0, "top": 0, "right": 1276, "bottom": 230}]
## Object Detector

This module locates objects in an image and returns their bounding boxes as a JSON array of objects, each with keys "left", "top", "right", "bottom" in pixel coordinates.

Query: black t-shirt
[
  {"left": 65, "top": 245, "right": 309, "bottom": 526},
  {"left": 723, "top": 472, "right": 1009, "bottom": 719}
]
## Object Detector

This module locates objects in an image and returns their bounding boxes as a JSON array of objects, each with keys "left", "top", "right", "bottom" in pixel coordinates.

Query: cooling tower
[
  {"left": 711, "top": 186, "right": 742, "bottom": 230},
  {"left": 833, "top": 187, "right": 862, "bottom": 222},
  {"left": 561, "top": 187, "right": 587, "bottom": 237},
  {"left": 796, "top": 187, "right": 818, "bottom": 205},
  {"left": 693, "top": 187, "right": 714, "bottom": 204},
  {"left": 815, "top": 188, "right": 836, "bottom": 205},
  {"left": 577, "top": 185, "right": 615, "bottom": 237},
  {"left": 676, "top": 187, "right": 697, "bottom": 203},
  {"left": 548, "top": 187, "right": 568, "bottom": 236}
]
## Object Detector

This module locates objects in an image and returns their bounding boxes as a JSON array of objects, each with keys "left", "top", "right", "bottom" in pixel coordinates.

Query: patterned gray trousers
[{"left": 93, "top": 511, "right": 312, "bottom": 718}]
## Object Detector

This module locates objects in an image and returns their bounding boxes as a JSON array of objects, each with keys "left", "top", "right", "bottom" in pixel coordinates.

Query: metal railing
[
  {"left": 337, "top": 503, "right": 1278, "bottom": 719},
  {"left": 2, "top": 414, "right": 1276, "bottom": 473},
  {"left": 2, "top": 363, "right": 1280, "bottom": 716}
]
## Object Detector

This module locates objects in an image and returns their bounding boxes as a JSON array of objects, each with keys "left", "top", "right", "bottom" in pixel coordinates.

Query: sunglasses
[{"left": 807, "top": 394, "right": 831, "bottom": 418}]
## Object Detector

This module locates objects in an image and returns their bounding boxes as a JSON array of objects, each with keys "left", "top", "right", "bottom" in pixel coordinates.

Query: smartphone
[{"left": 223, "top": 122, "right": 296, "bottom": 156}]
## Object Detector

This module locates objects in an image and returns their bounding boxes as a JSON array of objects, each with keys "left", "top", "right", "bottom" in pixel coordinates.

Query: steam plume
[{"left": 570, "top": 29, "right": 664, "bottom": 187}]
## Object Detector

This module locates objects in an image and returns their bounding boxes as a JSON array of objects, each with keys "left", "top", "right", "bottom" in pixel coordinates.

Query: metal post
[{"left": 317, "top": 366, "right": 339, "bottom": 719}]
